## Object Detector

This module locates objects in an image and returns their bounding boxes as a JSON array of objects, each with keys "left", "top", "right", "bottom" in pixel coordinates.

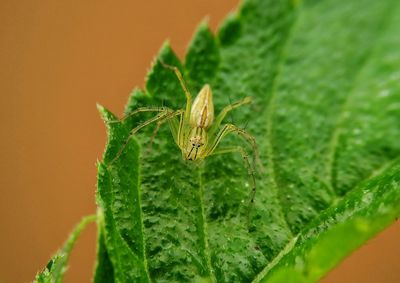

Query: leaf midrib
[
  {"left": 137, "top": 158, "right": 152, "bottom": 282},
  {"left": 252, "top": 235, "right": 299, "bottom": 283},
  {"left": 197, "top": 165, "right": 216, "bottom": 282},
  {"left": 263, "top": 2, "right": 300, "bottom": 238}
]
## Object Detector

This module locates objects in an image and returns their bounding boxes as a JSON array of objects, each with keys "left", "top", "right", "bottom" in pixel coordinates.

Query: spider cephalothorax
[{"left": 186, "top": 130, "right": 206, "bottom": 160}]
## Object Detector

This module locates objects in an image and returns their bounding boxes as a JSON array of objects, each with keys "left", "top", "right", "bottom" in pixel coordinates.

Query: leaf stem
[{"left": 62, "top": 214, "right": 97, "bottom": 255}]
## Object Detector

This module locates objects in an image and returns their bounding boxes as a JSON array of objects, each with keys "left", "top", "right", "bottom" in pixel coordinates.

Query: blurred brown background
[{"left": 0, "top": 1, "right": 398, "bottom": 282}]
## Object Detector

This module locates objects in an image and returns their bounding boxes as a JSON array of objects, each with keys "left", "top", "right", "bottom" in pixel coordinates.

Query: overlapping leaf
[{"left": 34, "top": 215, "right": 96, "bottom": 283}]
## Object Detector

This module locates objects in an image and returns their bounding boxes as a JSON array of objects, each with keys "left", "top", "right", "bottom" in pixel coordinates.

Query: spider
[{"left": 110, "top": 62, "right": 261, "bottom": 224}]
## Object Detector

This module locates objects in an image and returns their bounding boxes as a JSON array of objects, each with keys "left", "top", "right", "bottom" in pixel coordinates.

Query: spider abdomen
[{"left": 190, "top": 84, "right": 214, "bottom": 129}]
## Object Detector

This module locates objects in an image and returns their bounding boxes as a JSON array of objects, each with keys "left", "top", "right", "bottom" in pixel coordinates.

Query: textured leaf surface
[{"left": 96, "top": 0, "right": 400, "bottom": 282}]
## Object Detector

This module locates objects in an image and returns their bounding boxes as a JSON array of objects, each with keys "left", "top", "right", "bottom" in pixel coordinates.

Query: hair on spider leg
[
  {"left": 227, "top": 93, "right": 235, "bottom": 125},
  {"left": 242, "top": 119, "right": 250, "bottom": 131}
]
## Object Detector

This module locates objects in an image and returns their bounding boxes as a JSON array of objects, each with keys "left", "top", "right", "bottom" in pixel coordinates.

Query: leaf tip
[
  {"left": 97, "top": 104, "right": 118, "bottom": 124},
  {"left": 217, "top": 12, "right": 241, "bottom": 46},
  {"left": 145, "top": 41, "right": 182, "bottom": 96},
  {"left": 96, "top": 103, "right": 108, "bottom": 119},
  {"left": 157, "top": 40, "right": 176, "bottom": 62},
  {"left": 96, "top": 103, "right": 105, "bottom": 113},
  {"left": 191, "top": 18, "right": 214, "bottom": 40},
  {"left": 198, "top": 16, "right": 211, "bottom": 28}
]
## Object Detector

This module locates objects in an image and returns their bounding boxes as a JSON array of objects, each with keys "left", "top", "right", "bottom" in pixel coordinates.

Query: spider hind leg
[{"left": 210, "top": 146, "right": 257, "bottom": 230}]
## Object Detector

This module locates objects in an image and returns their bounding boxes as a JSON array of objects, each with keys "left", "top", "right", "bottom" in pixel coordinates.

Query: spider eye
[{"left": 192, "top": 143, "right": 196, "bottom": 147}]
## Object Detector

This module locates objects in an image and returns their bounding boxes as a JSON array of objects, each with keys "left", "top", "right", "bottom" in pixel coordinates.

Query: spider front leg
[
  {"left": 207, "top": 123, "right": 262, "bottom": 170},
  {"left": 208, "top": 96, "right": 253, "bottom": 137},
  {"left": 159, "top": 61, "right": 192, "bottom": 116},
  {"left": 160, "top": 62, "right": 197, "bottom": 152},
  {"left": 109, "top": 109, "right": 182, "bottom": 164},
  {"left": 146, "top": 110, "right": 183, "bottom": 154},
  {"left": 210, "top": 146, "right": 257, "bottom": 228}
]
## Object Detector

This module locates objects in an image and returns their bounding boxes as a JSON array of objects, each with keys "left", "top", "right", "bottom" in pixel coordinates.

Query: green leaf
[
  {"left": 34, "top": 215, "right": 96, "bottom": 283},
  {"left": 96, "top": 0, "right": 400, "bottom": 282},
  {"left": 93, "top": 210, "right": 114, "bottom": 283},
  {"left": 96, "top": 105, "right": 151, "bottom": 282}
]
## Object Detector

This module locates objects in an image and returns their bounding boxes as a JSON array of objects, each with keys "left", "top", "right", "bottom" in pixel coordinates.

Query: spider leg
[
  {"left": 208, "top": 97, "right": 252, "bottom": 137},
  {"left": 108, "top": 106, "right": 171, "bottom": 123},
  {"left": 146, "top": 110, "right": 182, "bottom": 155},
  {"left": 146, "top": 120, "right": 162, "bottom": 154},
  {"left": 210, "top": 146, "right": 257, "bottom": 229},
  {"left": 176, "top": 110, "right": 186, "bottom": 149},
  {"left": 206, "top": 123, "right": 262, "bottom": 171},
  {"left": 159, "top": 61, "right": 192, "bottom": 119},
  {"left": 109, "top": 110, "right": 182, "bottom": 164}
]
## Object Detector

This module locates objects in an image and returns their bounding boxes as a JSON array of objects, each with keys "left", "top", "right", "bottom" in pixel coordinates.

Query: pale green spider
[{"left": 111, "top": 62, "right": 261, "bottom": 223}]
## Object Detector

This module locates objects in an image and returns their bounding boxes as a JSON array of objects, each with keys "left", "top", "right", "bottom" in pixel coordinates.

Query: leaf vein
[
  {"left": 326, "top": 4, "right": 396, "bottom": 197},
  {"left": 264, "top": 5, "right": 300, "bottom": 237},
  {"left": 197, "top": 166, "right": 216, "bottom": 282}
]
